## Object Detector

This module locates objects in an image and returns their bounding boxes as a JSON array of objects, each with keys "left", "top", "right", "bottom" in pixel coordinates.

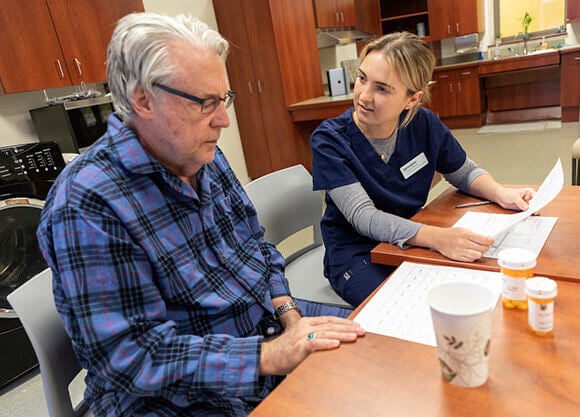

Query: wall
[{"left": 0, "top": 0, "right": 250, "bottom": 185}]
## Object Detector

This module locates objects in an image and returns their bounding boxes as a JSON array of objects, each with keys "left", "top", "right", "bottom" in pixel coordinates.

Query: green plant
[{"left": 521, "top": 12, "right": 532, "bottom": 35}]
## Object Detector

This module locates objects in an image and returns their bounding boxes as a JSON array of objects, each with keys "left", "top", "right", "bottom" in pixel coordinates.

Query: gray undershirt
[{"left": 328, "top": 137, "right": 487, "bottom": 248}]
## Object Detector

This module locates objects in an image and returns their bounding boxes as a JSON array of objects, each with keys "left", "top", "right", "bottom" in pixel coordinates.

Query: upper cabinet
[
  {"left": 567, "top": 0, "right": 580, "bottom": 23},
  {"left": 427, "top": 0, "right": 483, "bottom": 40},
  {"left": 313, "top": 0, "right": 356, "bottom": 28},
  {"left": 0, "top": 0, "right": 144, "bottom": 94}
]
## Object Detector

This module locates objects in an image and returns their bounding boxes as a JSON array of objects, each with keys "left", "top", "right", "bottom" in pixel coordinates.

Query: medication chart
[{"left": 354, "top": 262, "right": 501, "bottom": 347}]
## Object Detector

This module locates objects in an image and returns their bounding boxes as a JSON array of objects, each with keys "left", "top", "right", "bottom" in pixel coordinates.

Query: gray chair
[
  {"left": 244, "top": 165, "right": 351, "bottom": 308},
  {"left": 7, "top": 268, "right": 92, "bottom": 417}
]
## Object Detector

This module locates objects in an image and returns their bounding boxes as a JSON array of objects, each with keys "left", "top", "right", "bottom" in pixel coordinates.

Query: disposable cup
[{"left": 427, "top": 282, "right": 495, "bottom": 388}]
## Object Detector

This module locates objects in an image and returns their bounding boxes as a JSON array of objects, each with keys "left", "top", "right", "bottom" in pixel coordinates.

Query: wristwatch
[{"left": 273, "top": 300, "right": 302, "bottom": 320}]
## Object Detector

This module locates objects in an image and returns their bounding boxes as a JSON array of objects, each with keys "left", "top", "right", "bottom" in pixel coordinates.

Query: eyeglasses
[{"left": 153, "top": 82, "right": 236, "bottom": 114}]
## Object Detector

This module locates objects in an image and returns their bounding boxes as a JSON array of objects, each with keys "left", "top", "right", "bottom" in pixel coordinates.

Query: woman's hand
[
  {"left": 469, "top": 175, "right": 535, "bottom": 212},
  {"left": 259, "top": 316, "right": 365, "bottom": 376},
  {"left": 493, "top": 187, "right": 536, "bottom": 211},
  {"left": 410, "top": 225, "right": 494, "bottom": 262}
]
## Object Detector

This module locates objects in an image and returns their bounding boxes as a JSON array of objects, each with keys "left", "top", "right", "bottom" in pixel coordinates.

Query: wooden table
[
  {"left": 250, "top": 279, "right": 580, "bottom": 417},
  {"left": 371, "top": 185, "right": 580, "bottom": 283}
]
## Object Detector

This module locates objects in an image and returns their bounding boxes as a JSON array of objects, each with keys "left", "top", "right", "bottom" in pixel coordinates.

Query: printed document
[
  {"left": 354, "top": 262, "right": 502, "bottom": 346},
  {"left": 452, "top": 158, "right": 563, "bottom": 257}
]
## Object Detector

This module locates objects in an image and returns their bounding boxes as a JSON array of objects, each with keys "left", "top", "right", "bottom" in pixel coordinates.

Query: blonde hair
[{"left": 359, "top": 32, "right": 435, "bottom": 128}]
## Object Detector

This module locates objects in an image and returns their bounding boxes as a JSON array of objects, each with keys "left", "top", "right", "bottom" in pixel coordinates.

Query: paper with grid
[{"left": 354, "top": 262, "right": 501, "bottom": 346}]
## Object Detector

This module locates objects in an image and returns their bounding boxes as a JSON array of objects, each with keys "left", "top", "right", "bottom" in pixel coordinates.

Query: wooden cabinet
[
  {"left": 428, "top": 65, "right": 483, "bottom": 127},
  {"left": 313, "top": 0, "right": 356, "bottom": 28},
  {"left": 560, "top": 48, "right": 580, "bottom": 122},
  {"left": 427, "top": 0, "right": 483, "bottom": 40},
  {"left": 213, "top": 0, "right": 323, "bottom": 179},
  {"left": 0, "top": 0, "right": 143, "bottom": 94},
  {"left": 567, "top": 0, "right": 580, "bottom": 23}
]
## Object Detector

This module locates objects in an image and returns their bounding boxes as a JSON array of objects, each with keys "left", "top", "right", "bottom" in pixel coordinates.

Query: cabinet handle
[
  {"left": 447, "top": 25, "right": 451, "bottom": 34},
  {"left": 74, "top": 58, "right": 83, "bottom": 78},
  {"left": 257, "top": 80, "right": 263, "bottom": 93},
  {"left": 439, "top": 75, "right": 449, "bottom": 79},
  {"left": 336, "top": 11, "right": 340, "bottom": 24},
  {"left": 574, "top": 57, "right": 580, "bottom": 61},
  {"left": 340, "top": 11, "right": 344, "bottom": 24},
  {"left": 55, "top": 59, "right": 65, "bottom": 79},
  {"left": 449, "top": 84, "right": 453, "bottom": 93},
  {"left": 460, "top": 71, "right": 472, "bottom": 76},
  {"left": 456, "top": 23, "right": 460, "bottom": 33},
  {"left": 248, "top": 81, "right": 254, "bottom": 94},
  {"left": 457, "top": 81, "right": 462, "bottom": 93}
]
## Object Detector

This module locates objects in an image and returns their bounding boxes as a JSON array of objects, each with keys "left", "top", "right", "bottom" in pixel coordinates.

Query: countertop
[{"left": 289, "top": 45, "right": 579, "bottom": 121}]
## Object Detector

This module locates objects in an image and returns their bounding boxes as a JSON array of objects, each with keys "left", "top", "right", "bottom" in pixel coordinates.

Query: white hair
[{"left": 106, "top": 12, "right": 229, "bottom": 120}]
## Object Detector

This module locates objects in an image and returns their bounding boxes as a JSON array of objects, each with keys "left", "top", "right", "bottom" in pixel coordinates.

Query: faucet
[{"left": 514, "top": 32, "right": 529, "bottom": 55}]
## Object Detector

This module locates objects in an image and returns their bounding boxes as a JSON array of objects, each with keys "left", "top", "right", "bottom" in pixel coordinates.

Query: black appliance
[
  {"left": 29, "top": 95, "right": 113, "bottom": 153},
  {"left": 0, "top": 142, "right": 66, "bottom": 389}
]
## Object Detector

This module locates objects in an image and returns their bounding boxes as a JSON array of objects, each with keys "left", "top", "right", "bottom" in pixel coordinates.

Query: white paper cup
[{"left": 427, "top": 282, "right": 495, "bottom": 388}]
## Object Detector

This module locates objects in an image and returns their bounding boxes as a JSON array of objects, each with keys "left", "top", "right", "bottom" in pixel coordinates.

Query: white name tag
[{"left": 400, "top": 152, "right": 428, "bottom": 179}]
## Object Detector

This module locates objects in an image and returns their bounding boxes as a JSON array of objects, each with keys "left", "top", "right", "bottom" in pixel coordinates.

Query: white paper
[
  {"left": 459, "top": 213, "right": 558, "bottom": 258},
  {"left": 354, "top": 262, "right": 502, "bottom": 346},
  {"left": 453, "top": 158, "right": 563, "bottom": 239}
]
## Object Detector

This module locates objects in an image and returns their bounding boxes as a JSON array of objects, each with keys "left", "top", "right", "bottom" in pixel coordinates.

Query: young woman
[{"left": 311, "top": 32, "right": 535, "bottom": 306}]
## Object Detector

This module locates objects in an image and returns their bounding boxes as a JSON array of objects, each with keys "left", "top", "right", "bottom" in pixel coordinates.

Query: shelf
[{"left": 381, "top": 11, "right": 428, "bottom": 22}]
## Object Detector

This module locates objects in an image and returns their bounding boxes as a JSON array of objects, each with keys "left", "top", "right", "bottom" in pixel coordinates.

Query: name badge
[{"left": 400, "top": 152, "right": 428, "bottom": 179}]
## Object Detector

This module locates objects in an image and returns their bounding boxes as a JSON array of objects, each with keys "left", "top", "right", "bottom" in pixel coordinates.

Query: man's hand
[{"left": 259, "top": 316, "right": 365, "bottom": 376}]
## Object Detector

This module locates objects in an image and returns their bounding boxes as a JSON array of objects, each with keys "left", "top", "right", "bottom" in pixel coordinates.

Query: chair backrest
[
  {"left": 244, "top": 165, "right": 322, "bottom": 263},
  {"left": 572, "top": 137, "right": 580, "bottom": 186},
  {"left": 7, "top": 268, "right": 90, "bottom": 417}
]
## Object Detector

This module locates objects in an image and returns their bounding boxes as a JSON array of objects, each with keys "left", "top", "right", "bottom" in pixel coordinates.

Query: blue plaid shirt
[{"left": 37, "top": 114, "right": 349, "bottom": 417}]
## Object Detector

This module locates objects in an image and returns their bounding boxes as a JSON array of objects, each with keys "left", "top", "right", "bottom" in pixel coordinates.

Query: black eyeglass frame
[{"left": 152, "top": 82, "right": 235, "bottom": 114}]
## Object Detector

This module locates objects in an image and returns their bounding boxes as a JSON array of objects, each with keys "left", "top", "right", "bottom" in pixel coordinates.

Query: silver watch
[{"left": 273, "top": 300, "right": 302, "bottom": 320}]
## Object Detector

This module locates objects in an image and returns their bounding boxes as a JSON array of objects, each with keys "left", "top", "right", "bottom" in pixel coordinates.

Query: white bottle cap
[
  {"left": 525, "top": 277, "right": 557, "bottom": 299},
  {"left": 497, "top": 248, "right": 537, "bottom": 269}
]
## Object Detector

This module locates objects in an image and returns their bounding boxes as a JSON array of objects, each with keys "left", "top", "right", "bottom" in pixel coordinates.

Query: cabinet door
[
  {"left": 0, "top": 0, "right": 71, "bottom": 93},
  {"left": 213, "top": 0, "right": 273, "bottom": 178},
  {"left": 561, "top": 52, "right": 580, "bottom": 108},
  {"left": 48, "top": 0, "right": 144, "bottom": 84},
  {"left": 456, "top": 68, "right": 481, "bottom": 115},
  {"left": 314, "top": 0, "right": 339, "bottom": 27},
  {"left": 314, "top": 0, "right": 355, "bottom": 28},
  {"left": 567, "top": 0, "right": 580, "bottom": 23},
  {"left": 454, "top": 0, "right": 482, "bottom": 36},
  {"left": 429, "top": 71, "right": 456, "bottom": 118},
  {"left": 428, "top": 0, "right": 453, "bottom": 40},
  {"left": 428, "top": 0, "right": 481, "bottom": 40},
  {"left": 335, "top": 0, "right": 356, "bottom": 26}
]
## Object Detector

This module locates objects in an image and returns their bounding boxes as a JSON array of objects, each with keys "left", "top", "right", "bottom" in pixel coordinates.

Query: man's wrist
[{"left": 273, "top": 300, "right": 302, "bottom": 320}]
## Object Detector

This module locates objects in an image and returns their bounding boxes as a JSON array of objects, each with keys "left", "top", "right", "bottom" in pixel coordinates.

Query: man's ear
[{"left": 132, "top": 86, "right": 155, "bottom": 119}]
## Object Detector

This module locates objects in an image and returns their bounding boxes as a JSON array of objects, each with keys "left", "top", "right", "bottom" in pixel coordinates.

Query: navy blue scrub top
[{"left": 311, "top": 107, "right": 467, "bottom": 279}]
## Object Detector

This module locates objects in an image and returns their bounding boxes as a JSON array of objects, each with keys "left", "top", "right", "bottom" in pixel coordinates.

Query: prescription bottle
[
  {"left": 497, "top": 248, "right": 536, "bottom": 309},
  {"left": 525, "top": 277, "right": 557, "bottom": 337}
]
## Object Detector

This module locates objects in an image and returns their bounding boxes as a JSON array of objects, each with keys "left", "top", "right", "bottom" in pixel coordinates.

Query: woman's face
[{"left": 353, "top": 50, "right": 421, "bottom": 138}]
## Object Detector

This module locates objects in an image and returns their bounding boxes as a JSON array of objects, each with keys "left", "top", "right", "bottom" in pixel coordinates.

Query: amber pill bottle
[
  {"left": 497, "top": 248, "right": 536, "bottom": 310},
  {"left": 525, "top": 277, "right": 557, "bottom": 337}
]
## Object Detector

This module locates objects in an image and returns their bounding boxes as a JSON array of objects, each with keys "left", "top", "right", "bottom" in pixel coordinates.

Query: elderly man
[{"left": 37, "top": 12, "right": 363, "bottom": 417}]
